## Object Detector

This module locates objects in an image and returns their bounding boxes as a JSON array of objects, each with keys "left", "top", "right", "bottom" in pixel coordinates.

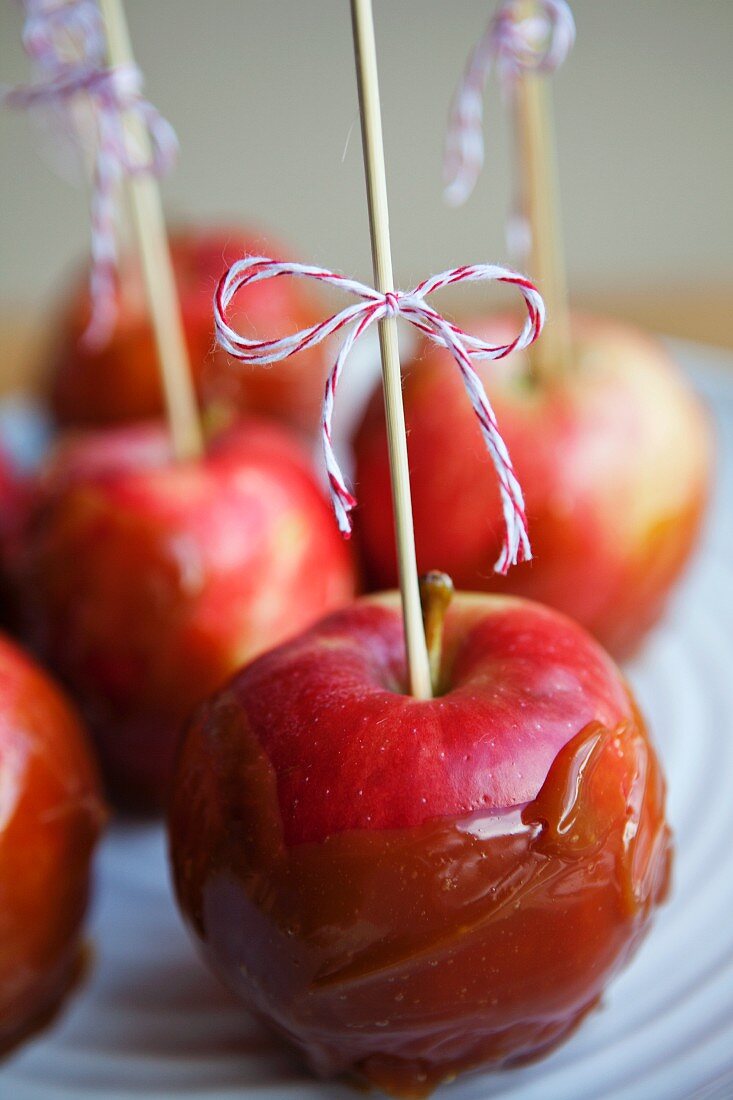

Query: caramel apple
[
  {"left": 48, "top": 226, "right": 330, "bottom": 435},
  {"left": 169, "top": 588, "right": 671, "bottom": 1097},
  {"left": 353, "top": 314, "right": 711, "bottom": 658},
  {"left": 0, "top": 632, "right": 104, "bottom": 1053},
  {"left": 19, "top": 420, "right": 355, "bottom": 809}
]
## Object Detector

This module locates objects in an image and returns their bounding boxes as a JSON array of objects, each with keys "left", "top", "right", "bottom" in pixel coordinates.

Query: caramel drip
[{"left": 172, "top": 713, "right": 671, "bottom": 1097}]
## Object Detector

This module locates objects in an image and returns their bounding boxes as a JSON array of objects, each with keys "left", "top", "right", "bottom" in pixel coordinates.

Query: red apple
[
  {"left": 19, "top": 420, "right": 355, "bottom": 809},
  {"left": 169, "top": 590, "right": 671, "bottom": 1097},
  {"left": 48, "top": 226, "right": 330, "bottom": 435},
  {"left": 353, "top": 314, "right": 711, "bottom": 658},
  {"left": 0, "top": 632, "right": 104, "bottom": 1053}
]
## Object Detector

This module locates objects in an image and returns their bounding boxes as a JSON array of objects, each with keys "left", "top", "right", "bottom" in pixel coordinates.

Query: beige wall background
[{"left": 1, "top": 1, "right": 731, "bottom": 331}]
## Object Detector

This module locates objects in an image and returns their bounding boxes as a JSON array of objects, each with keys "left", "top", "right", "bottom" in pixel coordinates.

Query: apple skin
[
  {"left": 48, "top": 226, "right": 329, "bottom": 435},
  {"left": 353, "top": 315, "right": 712, "bottom": 659},
  {"left": 19, "top": 420, "right": 355, "bottom": 809},
  {"left": 0, "top": 632, "right": 105, "bottom": 1053},
  {"left": 169, "top": 592, "right": 671, "bottom": 1097}
]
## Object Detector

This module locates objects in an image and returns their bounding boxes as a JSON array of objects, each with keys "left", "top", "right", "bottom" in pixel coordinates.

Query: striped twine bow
[
  {"left": 3, "top": 0, "right": 177, "bottom": 347},
  {"left": 20, "top": 0, "right": 106, "bottom": 70},
  {"left": 215, "top": 258, "right": 545, "bottom": 574},
  {"left": 444, "top": 0, "right": 575, "bottom": 208}
]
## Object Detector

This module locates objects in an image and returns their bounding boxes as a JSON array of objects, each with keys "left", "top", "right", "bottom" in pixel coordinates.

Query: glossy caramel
[
  {"left": 0, "top": 634, "right": 104, "bottom": 1053},
  {"left": 169, "top": 598, "right": 670, "bottom": 1097}
]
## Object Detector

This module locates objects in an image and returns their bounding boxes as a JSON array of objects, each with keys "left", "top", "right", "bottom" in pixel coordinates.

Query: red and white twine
[
  {"left": 444, "top": 0, "right": 575, "bottom": 207},
  {"left": 20, "top": 0, "right": 105, "bottom": 70},
  {"left": 3, "top": 0, "right": 177, "bottom": 346},
  {"left": 215, "top": 257, "right": 545, "bottom": 574}
]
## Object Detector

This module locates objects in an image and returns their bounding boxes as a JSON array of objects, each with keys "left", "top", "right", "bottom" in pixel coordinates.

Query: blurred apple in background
[
  {"left": 0, "top": 632, "right": 104, "bottom": 1053},
  {"left": 48, "top": 226, "right": 330, "bottom": 436},
  {"left": 353, "top": 314, "right": 712, "bottom": 659},
  {"left": 169, "top": 589, "right": 671, "bottom": 1096},
  {"left": 19, "top": 419, "right": 355, "bottom": 809}
]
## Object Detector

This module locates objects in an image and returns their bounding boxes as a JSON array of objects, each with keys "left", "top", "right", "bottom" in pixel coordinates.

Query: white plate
[{"left": 3, "top": 339, "right": 733, "bottom": 1100}]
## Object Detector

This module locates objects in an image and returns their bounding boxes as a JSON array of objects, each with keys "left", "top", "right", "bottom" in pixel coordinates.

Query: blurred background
[{"left": 1, "top": 0, "right": 731, "bottom": 390}]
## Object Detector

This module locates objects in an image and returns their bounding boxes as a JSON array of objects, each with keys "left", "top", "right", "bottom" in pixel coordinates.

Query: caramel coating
[
  {"left": 171, "top": 655, "right": 669, "bottom": 1095},
  {"left": 0, "top": 634, "right": 104, "bottom": 1053}
]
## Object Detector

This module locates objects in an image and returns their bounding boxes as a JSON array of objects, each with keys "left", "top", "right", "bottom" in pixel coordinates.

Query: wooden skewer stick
[
  {"left": 99, "top": 0, "right": 203, "bottom": 460},
  {"left": 350, "top": 0, "right": 433, "bottom": 700},
  {"left": 513, "top": 11, "right": 572, "bottom": 383}
]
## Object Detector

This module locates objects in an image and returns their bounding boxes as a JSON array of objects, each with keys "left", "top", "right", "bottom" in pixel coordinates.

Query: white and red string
[
  {"left": 215, "top": 257, "right": 545, "bottom": 574},
  {"left": 2, "top": 0, "right": 177, "bottom": 347},
  {"left": 444, "top": 0, "right": 575, "bottom": 208}
]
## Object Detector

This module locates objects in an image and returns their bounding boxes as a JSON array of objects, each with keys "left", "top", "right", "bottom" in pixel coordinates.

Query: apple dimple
[{"left": 208, "top": 594, "right": 633, "bottom": 845}]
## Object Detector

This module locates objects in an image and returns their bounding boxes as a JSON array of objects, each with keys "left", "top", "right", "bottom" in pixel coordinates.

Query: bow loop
[
  {"left": 22, "top": 0, "right": 106, "bottom": 72},
  {"left": 3, "top": 0, "right": 178, "bottom": 347},
  {"left": 214, "top": 257, "right": 545, "bottom": 573},
  {"left": 493, "top": 1, "right": 575, "bottom": 78},
  {"left": 444, "top": 0, "right": 575, "bottom": 207}
]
